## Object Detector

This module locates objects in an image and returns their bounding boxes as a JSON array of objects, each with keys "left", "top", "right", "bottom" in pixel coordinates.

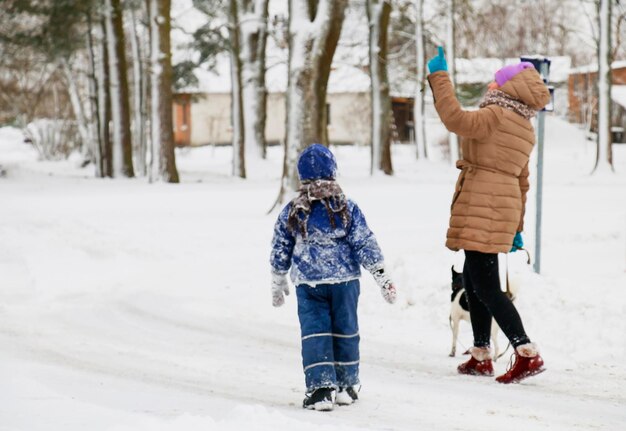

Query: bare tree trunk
[
  {"left": 229, "top": 0, "right": 246, "bottom": 178},
  {"left": 105, "top": 0, "right": 135, "bottom": 177},
  {"left": 86, "top": 10, "right": 104, "bottom": 177},
  {"left": 276, "top": 0, "right": 348, "bottom": 203},
  {"left": 148, "top": 0, "right": 162, "bottom": 181},
  {"left": 61, "top": 59, "right": 92, "bottom": 163},
  {"left": 148, "top": 0, "right": 179, "bottom": 183},
  {"left": 446, "top": 0, "right": 459, "bottom": 164},
  {"left": 99, "top": 17, "right": 113, "bottom": 177},
  {"left": 368, "top": 0, "right": 393, "bottom": 175},
  {"left": 129, "top": 5, "right": 148, "bottom": 176},
  {"left": 595, "top": 0, "right": 614, "bottom": 173},
  {"left": 239, "top": 0, "right": 269, "bottom": 160},
  {"left": 414, "top": 0, "right": 428, "bottom": 160},
  {"left": 141, "top": 35, "right": 150, "bottom": 170}
]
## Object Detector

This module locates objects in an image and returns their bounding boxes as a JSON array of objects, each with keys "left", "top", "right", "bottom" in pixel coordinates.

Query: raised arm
[{"left": 428, "top": 71, "right": 501, "bottom": 140}]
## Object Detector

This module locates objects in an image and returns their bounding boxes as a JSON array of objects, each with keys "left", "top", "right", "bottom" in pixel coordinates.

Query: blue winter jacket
[{"left": 270, "top": 199, "right": 384, "bottom": 286}]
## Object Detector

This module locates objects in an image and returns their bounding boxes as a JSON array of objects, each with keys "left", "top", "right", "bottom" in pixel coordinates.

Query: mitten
[
  {"left": 427, "top": 46, "right": 448, "bottom": 74},
  {"left": 271, "top": 272, "right": 290, "bottom": 307},
  {"left": 510, "top": 232, "right": 524, "bottom": 253},
  {"left": 372, "top": 268, "right": 397, "bottom": 304}
]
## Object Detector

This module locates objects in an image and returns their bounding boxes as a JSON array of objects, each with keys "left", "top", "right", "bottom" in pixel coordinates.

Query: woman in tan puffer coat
[{"left": 427, "top": 47, "right": 550, "bottom": 384}]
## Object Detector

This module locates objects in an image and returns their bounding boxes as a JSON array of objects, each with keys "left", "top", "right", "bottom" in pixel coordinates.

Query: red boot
[
  {"left": 457, "top": 347, "right": 494, "bottom": 376},
  {"left": 496, "top": 343, "right": 545, "bottom": 384}
]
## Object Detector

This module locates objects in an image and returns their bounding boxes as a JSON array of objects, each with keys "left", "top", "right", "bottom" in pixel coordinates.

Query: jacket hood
[
  {"left": 499, "top": 68, "right": 551, "bottom": 111},
  {"left": 494, "top": 62, "right": 535, "bottom": 87},
  {"left": 297, "top": 144, "right": 337, "bottom": 181}
]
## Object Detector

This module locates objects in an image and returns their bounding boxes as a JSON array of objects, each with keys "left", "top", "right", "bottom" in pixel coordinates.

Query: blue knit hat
[{"left": 297, "top": 144, "right": 337, "bottom": 181}]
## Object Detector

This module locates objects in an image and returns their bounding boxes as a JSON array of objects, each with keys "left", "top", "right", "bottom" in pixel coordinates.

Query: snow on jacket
[
  {"left": 270, "top": 199, "right": 384, "bottom": 286},
  {"left": 428, "top": 68, "right": 550, "bottom": 254}
]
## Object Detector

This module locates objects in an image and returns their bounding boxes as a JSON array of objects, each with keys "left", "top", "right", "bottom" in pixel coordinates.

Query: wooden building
[
  {"left": 568, "top": 62, "right": 626, "bottom": 141},
  {"left": 172, "top": 62, "right": 416, "bottom": 147}
]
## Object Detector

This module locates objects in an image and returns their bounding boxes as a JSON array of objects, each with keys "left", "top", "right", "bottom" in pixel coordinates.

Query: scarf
[
  {"left": 479, "top": 89, "right": 536, "bottom": 120},
  {"left": 287, "top": 179, "right": 350, "bottom": 239}
]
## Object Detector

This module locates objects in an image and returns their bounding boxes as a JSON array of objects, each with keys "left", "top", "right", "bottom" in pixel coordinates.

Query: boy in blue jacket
[{"left": 270, "top": 144, "right": 396, "bottom": 412}]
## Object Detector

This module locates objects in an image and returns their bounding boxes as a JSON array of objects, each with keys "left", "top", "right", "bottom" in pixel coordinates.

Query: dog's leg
[{"left": 450, "top": 316, "right": 459, "bottom": 357}]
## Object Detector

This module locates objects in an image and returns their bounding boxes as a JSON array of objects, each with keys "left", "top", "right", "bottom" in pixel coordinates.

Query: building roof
[
  {"left": 178, "top": 59, "right": 372, "bottom": 95},
  {"left": 611, "top": 85, "right": 626, "bottom": 109},
  {"left": 569, "top": 61, "right": 626, "bottom": 75},
  {"left": 182, "top": 55, "right": 571, "bottom": 96}
]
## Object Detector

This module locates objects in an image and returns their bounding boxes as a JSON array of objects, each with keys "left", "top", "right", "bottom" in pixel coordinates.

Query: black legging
[{"left": 463, "top": 250, "right": 531, "bottom": 349}]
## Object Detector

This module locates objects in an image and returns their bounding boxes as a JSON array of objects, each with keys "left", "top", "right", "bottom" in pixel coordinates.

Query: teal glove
[
  {"left": 428, "top": 46, "right": 448, "bottom": 74},
  {"left": 510, "top": 232, "right": 524, "bottom": 253}
]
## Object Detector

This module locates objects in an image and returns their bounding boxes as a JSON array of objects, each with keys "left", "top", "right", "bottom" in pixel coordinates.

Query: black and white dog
[{"left": 449, "top": 266, "right": 517, "bottom": 361}]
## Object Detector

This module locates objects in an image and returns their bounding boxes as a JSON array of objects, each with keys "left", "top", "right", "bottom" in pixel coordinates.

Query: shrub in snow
[{"left": 23, "top": 119, "right": 79, "bottom": 160}]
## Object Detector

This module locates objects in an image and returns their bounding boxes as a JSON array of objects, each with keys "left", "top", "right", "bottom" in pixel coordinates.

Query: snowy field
[{"left": 1, "top": 116, "right": 625, "bottom": 431}]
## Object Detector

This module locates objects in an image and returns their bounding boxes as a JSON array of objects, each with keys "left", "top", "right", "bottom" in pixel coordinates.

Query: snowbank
[{"left": 0, "top": 127, "right": 33, "bottom": 164}]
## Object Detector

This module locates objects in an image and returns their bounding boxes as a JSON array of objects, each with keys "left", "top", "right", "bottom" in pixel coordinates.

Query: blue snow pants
[{"left": 296, "top": 280, "right": 360, "bottom": 392}]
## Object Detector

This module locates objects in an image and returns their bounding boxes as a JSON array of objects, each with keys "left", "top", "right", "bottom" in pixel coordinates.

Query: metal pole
[{"left": 534, "top": 61, "right": 548, "bottom": 274}]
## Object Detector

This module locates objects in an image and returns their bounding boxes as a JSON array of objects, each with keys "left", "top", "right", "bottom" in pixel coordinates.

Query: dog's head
[{"left": 451, "top": 266, "right": 463, "bottom": 295}]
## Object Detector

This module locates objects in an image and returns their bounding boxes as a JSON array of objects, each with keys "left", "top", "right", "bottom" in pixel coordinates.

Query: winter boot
[
  {"left": 303, "top": 387, "right": 335, "bottom": 411},
  {"left": 457, "top": 346, "right": 494, "bottom": 376},
  {"left": 496, "top": 343, "right": 545, "bottom": 384},
  {"left": 336, "top": 386, "right": 359, "bottom": 406}
]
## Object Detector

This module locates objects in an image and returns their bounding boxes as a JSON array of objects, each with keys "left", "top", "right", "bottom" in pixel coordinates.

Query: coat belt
[{"left": 456, "top": 160, "right": 519, "bottom": 179}]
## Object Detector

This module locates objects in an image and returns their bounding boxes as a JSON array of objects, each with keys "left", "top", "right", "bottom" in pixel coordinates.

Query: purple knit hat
[{"left": 494, "top": 62, "right": 535, "bottom": 87}]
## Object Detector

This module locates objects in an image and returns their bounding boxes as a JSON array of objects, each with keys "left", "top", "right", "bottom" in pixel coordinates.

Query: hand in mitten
[
  {"left": 427, "top": 46, "right": 448, "bottom": 74},
  {"left": 372, "top": 268, "right": 397, "bottom": 304},
  {"left": 510, "top": 232, "right": 524, "bottom": 253},
  {"left": 271, "top": 272, "right": 290, "bottom": 307}
]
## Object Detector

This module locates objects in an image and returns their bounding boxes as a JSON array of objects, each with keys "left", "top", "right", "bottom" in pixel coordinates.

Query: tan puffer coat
[{"left": 428, "top": 68, "right": 550, "bottom": 254}]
